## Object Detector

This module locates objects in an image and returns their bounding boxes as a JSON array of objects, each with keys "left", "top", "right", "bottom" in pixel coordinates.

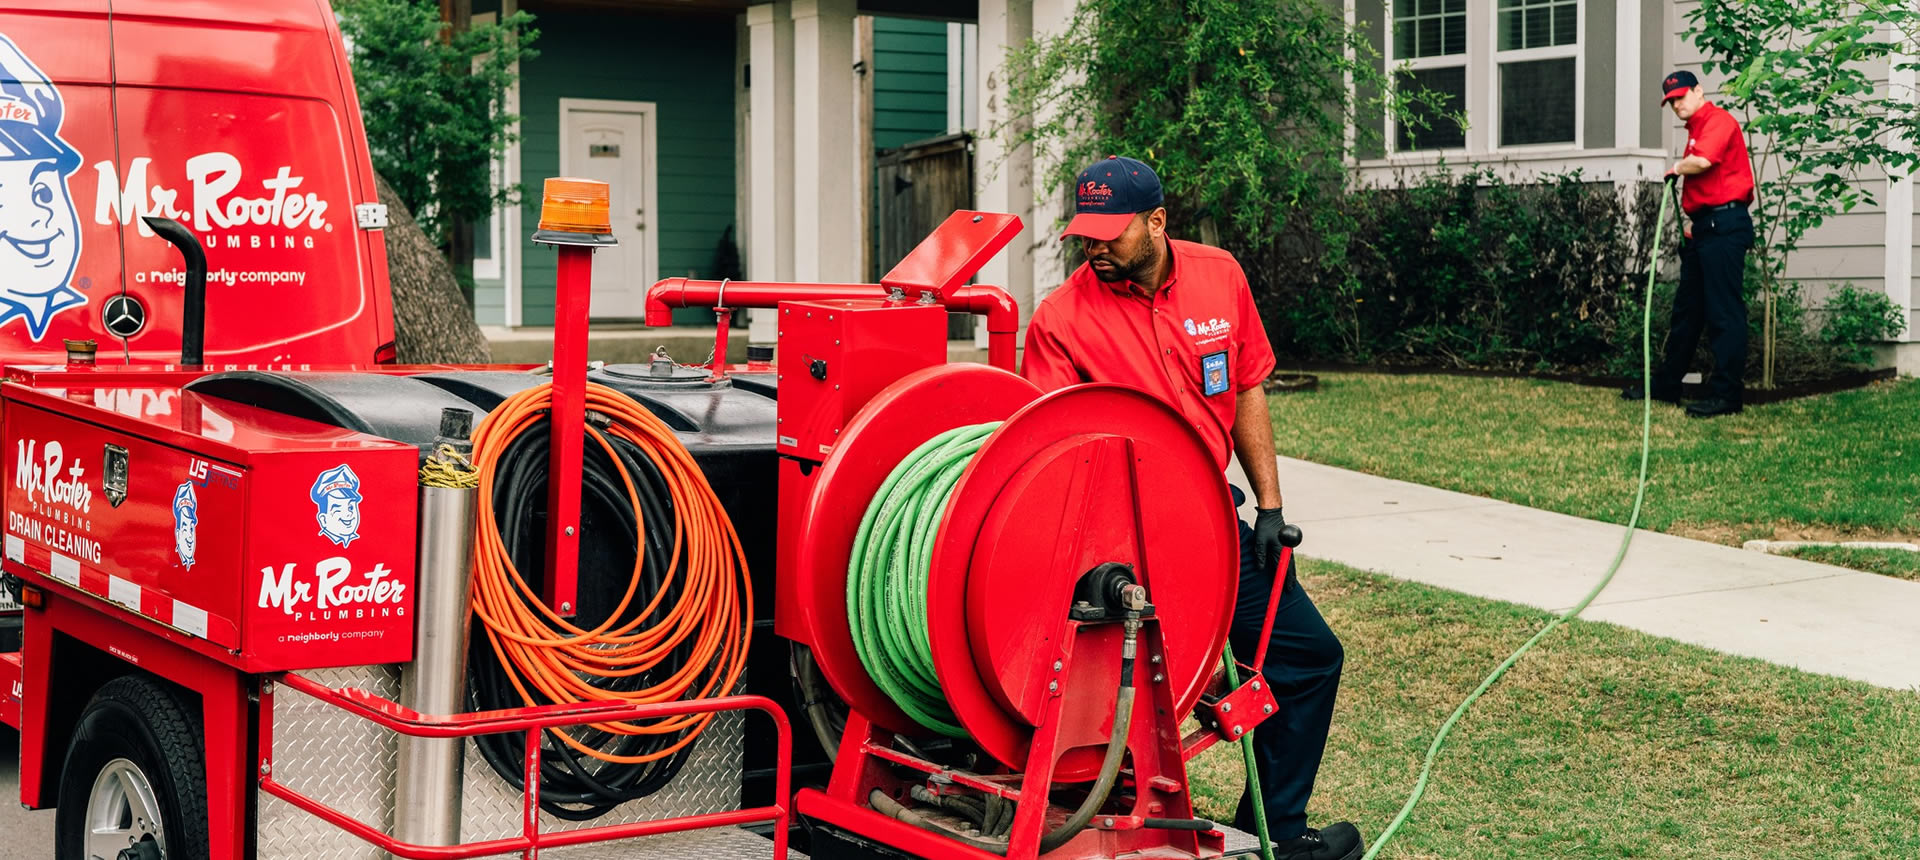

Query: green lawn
[
  {"left": 1265, "top": 373, "right": 1920, "bottom": 574},
  {"left": 1188, "top": 560, "right": 1920, "bottom": 859},
  {"left": 1781, "top": 546, "right": 1920, "bottom": 580}
]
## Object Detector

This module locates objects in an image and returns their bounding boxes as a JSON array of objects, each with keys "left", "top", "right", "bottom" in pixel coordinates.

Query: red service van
[{"left": 0, "top": 1, "right": 395, "bottom": 370}]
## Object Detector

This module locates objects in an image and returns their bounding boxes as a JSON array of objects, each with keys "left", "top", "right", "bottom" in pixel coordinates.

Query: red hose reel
[{"left": 784, "top": 362, "right": 1267, "bottom": 859}]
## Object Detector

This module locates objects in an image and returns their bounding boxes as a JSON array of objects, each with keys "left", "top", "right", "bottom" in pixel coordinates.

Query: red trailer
[{"left": 0, "top": 4, "right": 1287, "bottom": 859}]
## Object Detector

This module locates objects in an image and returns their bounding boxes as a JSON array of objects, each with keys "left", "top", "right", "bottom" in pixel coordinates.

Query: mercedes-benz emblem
[{"left": 103, "top": 294, "right": 146, "bottom": 338}]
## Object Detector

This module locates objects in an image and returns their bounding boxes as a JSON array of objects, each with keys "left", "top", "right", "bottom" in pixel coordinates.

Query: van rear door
[{"left": 98, "top": 0, "right": 395, "bottom": 366}]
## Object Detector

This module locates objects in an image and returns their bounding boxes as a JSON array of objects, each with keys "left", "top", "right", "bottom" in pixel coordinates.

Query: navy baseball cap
[
  {"left": 1061, "top": 155, "right": 1164, "bottom": 241},
  {"left": 1660, "top": 70, "right": 1698, "bottom": 104}
]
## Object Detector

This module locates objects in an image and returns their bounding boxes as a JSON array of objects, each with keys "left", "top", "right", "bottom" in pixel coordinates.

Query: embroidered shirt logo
[{"left": 1191, "top": 318, "right": 1231, "bottom": 337}]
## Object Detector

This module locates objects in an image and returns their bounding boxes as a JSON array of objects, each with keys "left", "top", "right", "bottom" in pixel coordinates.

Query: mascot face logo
[
  {"left": 311, "top": 464, "right": 363, "bottom": 548},
  {"left": 173, "top": 482, "right": 197, "bottom": 569},
  {"left": 0, "top": 34, "right": 85, "bottom": 341}
]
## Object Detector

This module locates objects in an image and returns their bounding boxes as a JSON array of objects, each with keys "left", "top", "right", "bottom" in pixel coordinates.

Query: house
[
  {"left": 468, "top": 0, "right": 1075, "bottom": 365},
  {"left": 466, "top": 0, "right": 1917, "bottom": 374},
  {"left": 1349, "top": 0, "right": 1919, "bottom": 374}
]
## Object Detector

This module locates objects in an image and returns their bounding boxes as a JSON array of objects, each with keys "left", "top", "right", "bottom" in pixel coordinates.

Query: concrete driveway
[{"left": 2, "top": 728, "right": 55, "bottom": 858}]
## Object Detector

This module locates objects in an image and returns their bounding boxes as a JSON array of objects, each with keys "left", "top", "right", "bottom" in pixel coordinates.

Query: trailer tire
[{"left": 53, "top": 675, "right": 209, "bottom": 860}]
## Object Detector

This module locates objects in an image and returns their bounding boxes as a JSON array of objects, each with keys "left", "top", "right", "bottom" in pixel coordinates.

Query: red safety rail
[{"left": 259, "top": 672, "right": 791, "bottom": 860}]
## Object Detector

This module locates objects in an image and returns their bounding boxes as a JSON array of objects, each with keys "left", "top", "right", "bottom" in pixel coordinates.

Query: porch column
[
  {"left": 746, "top": 1, "right": 795, "bottom": 345},
  {"left": 791, "top": 0, "right": 862, "bottom": 283},
  {"left": 1029, "top": 0, "right": 1076, "bottom": 304},
  {"left": 975, "top": 0, "right": 1035, "bottom": 350}
]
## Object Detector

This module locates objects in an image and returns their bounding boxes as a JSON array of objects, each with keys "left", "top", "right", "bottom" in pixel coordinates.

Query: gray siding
[
  {"left": 1640, "top": 0, "right": 1662, "bottom": 149},
  {"left": 1584, "top": 0, "right": 1615, "bottom": 149}
]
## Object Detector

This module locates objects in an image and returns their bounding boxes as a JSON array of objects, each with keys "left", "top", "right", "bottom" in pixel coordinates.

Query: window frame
[
  {"left": 1387, "top": 0, "right": 1471, "bottom": 155},
  {"left": 1491, "top": 0, "right": 1583, "bottom": 152},
  {"left": 1382, "top": 0, "right": 1587, "bottom": 157}
]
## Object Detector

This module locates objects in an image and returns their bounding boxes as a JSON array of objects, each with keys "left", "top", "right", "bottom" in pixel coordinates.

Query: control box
[{"left": 774, "top": 298, "right": 948, "bottom": 463}]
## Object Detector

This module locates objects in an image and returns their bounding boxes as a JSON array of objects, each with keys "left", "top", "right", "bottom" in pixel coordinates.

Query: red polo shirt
[
  {"left": 1681, "top": 101, "right": 1755, "bottom": 214},
  {"left": 1022, "top": 238, "right": 1276, "bottom": 470}
]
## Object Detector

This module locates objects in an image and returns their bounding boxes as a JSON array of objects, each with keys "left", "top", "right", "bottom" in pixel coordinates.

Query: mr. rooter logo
[{"left": 95, "top": 153, "right": 333, "bottom": 247}]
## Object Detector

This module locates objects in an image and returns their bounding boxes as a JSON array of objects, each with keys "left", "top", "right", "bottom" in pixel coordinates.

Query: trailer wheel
[{"left": 54, "top": 676, "right": 209, "bottom": 860}]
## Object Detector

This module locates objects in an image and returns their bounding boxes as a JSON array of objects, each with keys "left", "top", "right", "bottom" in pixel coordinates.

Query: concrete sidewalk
[{"left": 1229, "top": 457, "right": 1920, "bottom": 692}]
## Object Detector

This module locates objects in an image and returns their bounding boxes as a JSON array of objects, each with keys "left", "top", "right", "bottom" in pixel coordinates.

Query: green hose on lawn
[{"left": 1358, "top": 179, "right": 1679, "bottom": 860}]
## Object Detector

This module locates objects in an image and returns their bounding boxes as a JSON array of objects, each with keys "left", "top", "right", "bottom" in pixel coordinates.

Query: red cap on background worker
[{"left": 1059, "top": 155, "right": 1164, "bottom": 241}]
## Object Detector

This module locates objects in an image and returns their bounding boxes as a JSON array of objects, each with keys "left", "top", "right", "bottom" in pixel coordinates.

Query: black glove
[
  {"left": 1253, "top": 507, "right": 1288, "bottom": 571},
  {"left": 1664, "top": 170, "right": 1679, "bottom": 185}
]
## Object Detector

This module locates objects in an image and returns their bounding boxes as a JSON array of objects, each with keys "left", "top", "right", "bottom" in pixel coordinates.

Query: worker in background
[
  {"left": 1622, "top": 70, "right": 1756, "bottom": 418},
  {"left": 1022, "top": 156, "right": 1362, "bottom": 860}
]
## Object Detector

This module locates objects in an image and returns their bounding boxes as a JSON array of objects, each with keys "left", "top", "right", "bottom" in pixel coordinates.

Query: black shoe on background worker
[
  {"left": 1685, "top": 397, "right": 1742, "bottom": 418},
  {"left": 1268, "top": 822, "right": 1365, "bottom": 860},
  {"left": 1619, "top": 383, "right": 1682, "bottom": 405}
]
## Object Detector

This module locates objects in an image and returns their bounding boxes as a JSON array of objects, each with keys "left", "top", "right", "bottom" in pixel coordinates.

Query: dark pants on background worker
[
  {"left": 1655, "top": 204, "right": 1753, "bottom": 404},
  {"left": 1227, "top": 486, "right": 1344, "bottom": 841}
]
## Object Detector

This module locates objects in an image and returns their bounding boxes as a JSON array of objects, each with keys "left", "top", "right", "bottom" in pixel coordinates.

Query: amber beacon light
[{"left": 533, "top": 177, "right": 619, "bottom": 247}]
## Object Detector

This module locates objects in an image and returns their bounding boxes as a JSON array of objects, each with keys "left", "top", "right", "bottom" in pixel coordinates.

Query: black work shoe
[
  {"left": 1272, "top": 822, "right": 1365, "bottom": 860},
  {"left": 1621, "top": 384, "right": 1682, "bottom": 405},
  {"left": 1685, "top": 397, "right": 1743, "bottom": 418}
]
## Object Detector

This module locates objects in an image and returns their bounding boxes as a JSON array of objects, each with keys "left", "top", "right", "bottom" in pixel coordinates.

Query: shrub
[
  {"left": 1250, "top": 167, "right": 1668, "bottom": 373},
  {"left": 1248, "top": 168, "right": 1886, "bottom": 381},
  {"left": 1819, "top": 285, "right": 1906, "bottom": 368}
]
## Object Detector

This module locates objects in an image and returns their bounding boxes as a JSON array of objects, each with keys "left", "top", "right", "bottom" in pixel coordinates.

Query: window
[
  {"left": 1495, "top": 0, "right": 1578, "bottom": 147},
  {"left": 1380, "top": 0, "right": 1584, "bottom": 155},
  {"left": 1500, "top": 58, "right": 1576, "bottom": 145},
  {"left": 1498, "top": 0, "right": 1576, "bottom": 50},
  {"left": 1391, "top": 0, "right": 1467, "bottom": 152},
  {"left": 1395, "top": 0, "right": 1466, "bottom": 57},
  {"left": 1397, "top": 67, "right": 1467, "bottom": 151}
]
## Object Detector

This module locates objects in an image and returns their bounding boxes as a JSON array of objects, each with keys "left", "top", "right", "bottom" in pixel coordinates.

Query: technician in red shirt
[
  {"left": 1023, "top": 157, "right": 1361, "bottom": 860},
  {"left": 1623, "top": 70, "right": 1756, "bottom": 417}
]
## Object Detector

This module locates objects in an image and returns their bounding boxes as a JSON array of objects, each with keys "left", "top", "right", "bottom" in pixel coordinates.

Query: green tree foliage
[
  {"left": 336, "top": 0, "right": 538, "bottom": 248},
  {"left": 1688, "top": 0, "right": 1919, "bottom": 380},
  {"left": 1688, "top": 0, "right": 1920, "bottom": 267},
  {"left": 997, "top": 0, "right": 1436, "bottom": 249}
]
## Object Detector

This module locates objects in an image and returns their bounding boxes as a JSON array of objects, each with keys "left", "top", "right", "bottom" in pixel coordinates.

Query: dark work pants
[
  {"left": 1227, "top": 487, "right": 1344, "bottom": 841},
  {"left": 1655, "top": 205, "right": 1754, "bottom": 404}
]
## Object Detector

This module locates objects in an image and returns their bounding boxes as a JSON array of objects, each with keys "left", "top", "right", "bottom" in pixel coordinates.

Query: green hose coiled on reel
[{"left": 847, "top": 421, "right": 1002, "bottom": 736}]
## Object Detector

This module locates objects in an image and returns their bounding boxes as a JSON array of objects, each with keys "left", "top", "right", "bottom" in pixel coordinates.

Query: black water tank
[{"left": 195, "top": 366, "right": 818, "bottom": 802}]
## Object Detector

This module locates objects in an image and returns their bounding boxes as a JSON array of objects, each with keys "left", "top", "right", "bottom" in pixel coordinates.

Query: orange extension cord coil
[{"left": 468, "top": 381, "right": 754, "bottom": 765}]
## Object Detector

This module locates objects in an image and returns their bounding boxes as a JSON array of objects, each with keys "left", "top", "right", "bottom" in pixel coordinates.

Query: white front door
[{"left": 560, "top": 99, "right": 658, "bottom": 319}]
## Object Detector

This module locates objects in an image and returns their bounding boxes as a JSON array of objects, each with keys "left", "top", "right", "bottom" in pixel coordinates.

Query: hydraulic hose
[
  {"left": 466, "top": 381, "right": 754, "bottom": 819},
  {"left": 1361, "top": 177, "right": 1678, "bottom": 859},
  {"left": 846, "top": 422, "right": 999, "bottom": 736},
  {"left": 1035, "top": 618, "right": 1138, "bottom": 855},
  {"left": 848, "top": 420, "right": 1138, "bottom": 854}
]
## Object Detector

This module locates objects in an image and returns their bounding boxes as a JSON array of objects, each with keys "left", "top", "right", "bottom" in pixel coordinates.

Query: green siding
[
  {"left": 514, "top": 13, "right": 737, "bottom": 325},
  {"left": 872, "top": 17, "right": 948, "bottom": 150},
  {"left": 475, "top": 277, "right": 506, "bottom": 326}
]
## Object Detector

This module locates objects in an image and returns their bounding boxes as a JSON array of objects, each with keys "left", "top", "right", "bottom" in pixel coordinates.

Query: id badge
[{"left": 1201, "top": 351, "right": 1230, "bottom": 396}]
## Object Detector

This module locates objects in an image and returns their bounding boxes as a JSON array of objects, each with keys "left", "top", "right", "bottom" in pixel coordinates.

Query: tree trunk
[{"left": 378, "top": 170, "right": 493, "bottom": 364}]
